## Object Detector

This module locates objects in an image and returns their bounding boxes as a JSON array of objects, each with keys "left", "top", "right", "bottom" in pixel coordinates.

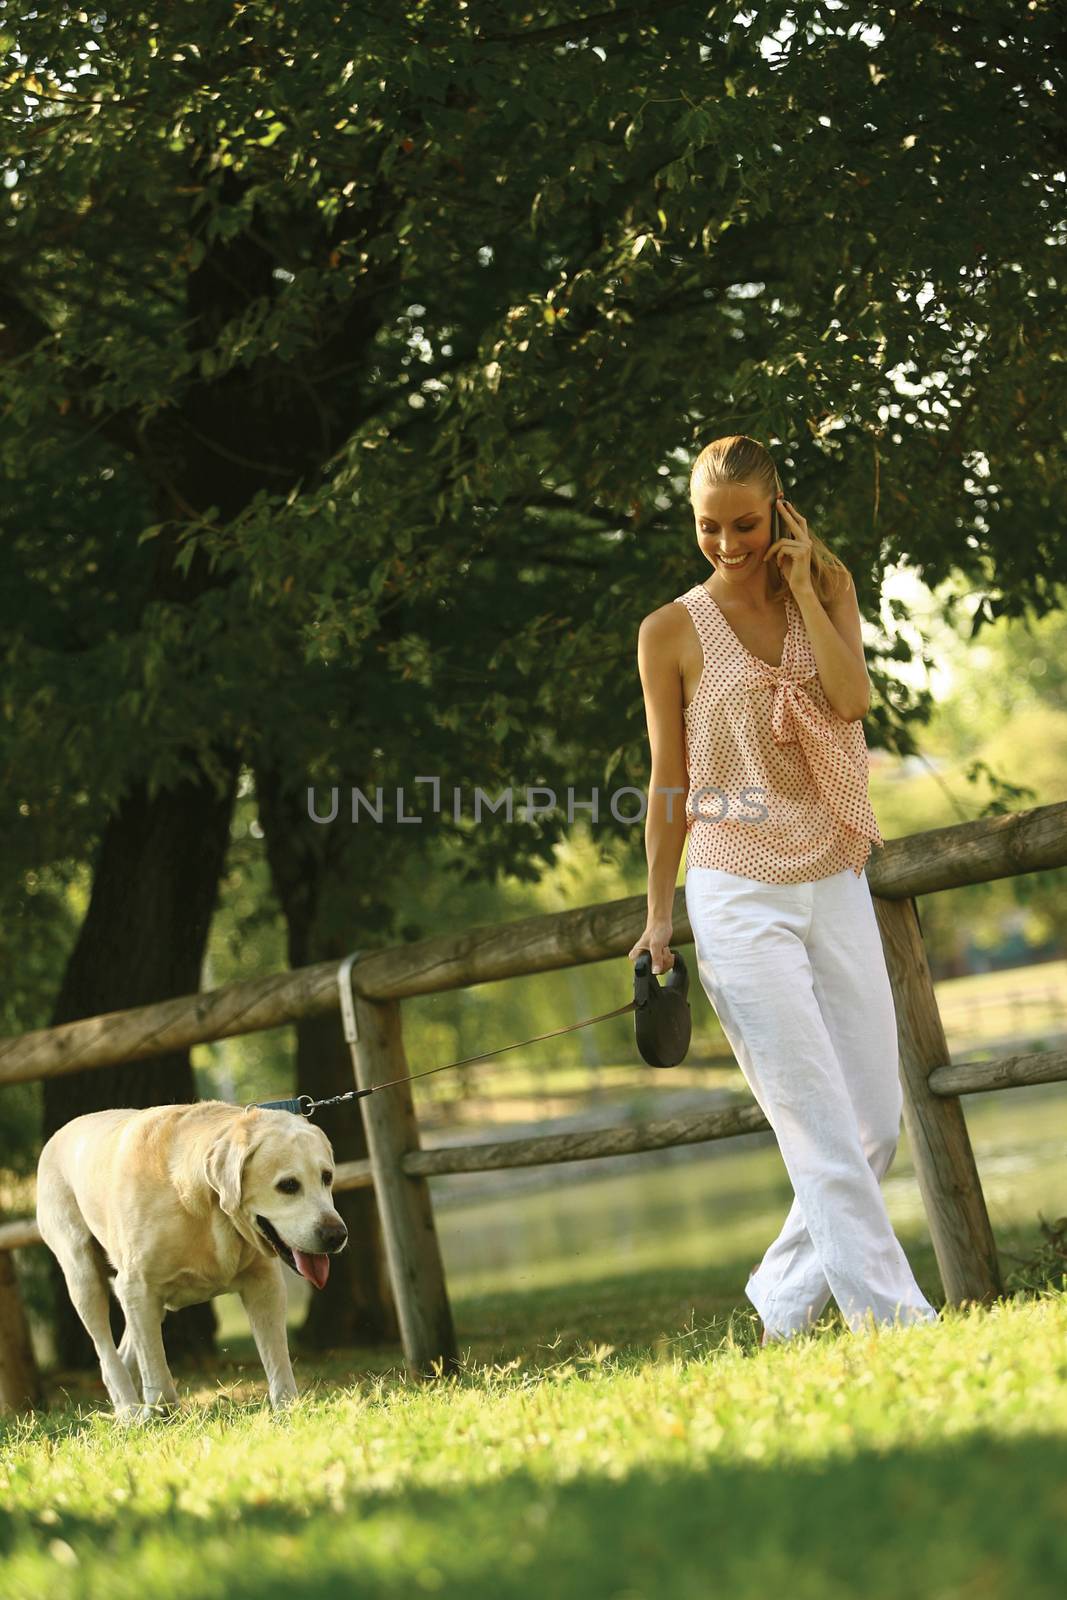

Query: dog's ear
[{"left": 204, "top": 1121, "right": 259, "bottom": 1217}]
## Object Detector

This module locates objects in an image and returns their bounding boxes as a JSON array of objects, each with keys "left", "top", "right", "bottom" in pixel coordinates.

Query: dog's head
[{"left": 204, "top": 1109, "right": 348, "bottom": 1290}]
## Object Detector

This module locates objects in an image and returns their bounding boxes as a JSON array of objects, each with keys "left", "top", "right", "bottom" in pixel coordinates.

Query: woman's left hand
[{"left": 763, "top": 495, "right": 814, "bottom": 596}]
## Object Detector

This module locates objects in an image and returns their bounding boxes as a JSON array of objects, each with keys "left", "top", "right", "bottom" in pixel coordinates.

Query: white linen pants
[{"left": 685, "top": 862, "right": 940, "bottom": 1340}]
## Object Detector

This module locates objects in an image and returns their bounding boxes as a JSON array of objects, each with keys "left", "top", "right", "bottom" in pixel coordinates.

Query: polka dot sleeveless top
[{"left": 673, "top": 583, "right": 885, "bottom": 884}]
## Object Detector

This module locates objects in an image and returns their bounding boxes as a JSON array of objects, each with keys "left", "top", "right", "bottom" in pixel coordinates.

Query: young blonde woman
[{"left": 629, "top": 435, "right": 939, "bottom": 1346}]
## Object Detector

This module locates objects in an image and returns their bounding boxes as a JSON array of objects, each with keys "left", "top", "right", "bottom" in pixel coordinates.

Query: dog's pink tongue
[{"left": 293, "top": 1250, "right": 330, "bottom": 1290}]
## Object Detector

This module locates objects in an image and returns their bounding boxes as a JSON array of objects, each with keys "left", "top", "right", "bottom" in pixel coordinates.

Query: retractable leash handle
[{"left": 633, "top": 949, "right": 692, "bottom": 1068}]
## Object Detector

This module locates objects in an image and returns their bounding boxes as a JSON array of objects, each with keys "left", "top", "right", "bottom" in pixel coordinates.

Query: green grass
[{"left": 2, "top": 1285, "right": 1066, "bottom": 1600}]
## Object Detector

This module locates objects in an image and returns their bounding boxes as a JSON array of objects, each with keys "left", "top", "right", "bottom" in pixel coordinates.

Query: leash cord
[{"left": 249, "top": 948, "right": 639, "bottom": 1119}]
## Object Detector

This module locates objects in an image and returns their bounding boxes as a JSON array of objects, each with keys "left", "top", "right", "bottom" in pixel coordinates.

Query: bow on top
[{"left": 753, "top": 658, "right": 882, "bottom": 845}]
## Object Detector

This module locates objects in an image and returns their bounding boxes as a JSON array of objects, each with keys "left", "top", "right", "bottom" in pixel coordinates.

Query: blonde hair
[{"left": 689, "top": 435, "right": 851, "bottom": 609}]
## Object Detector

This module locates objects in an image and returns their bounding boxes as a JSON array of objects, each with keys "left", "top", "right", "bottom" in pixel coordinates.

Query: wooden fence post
[
  {"left": 0, "top": 1251, "right": 42, "bottom": 1414},
  {"left": 873, "top": 894, "right": 1003, "bottom": 1309},
  {"left": 346, "top": 988, "right": 459, "bottom": 1379}
]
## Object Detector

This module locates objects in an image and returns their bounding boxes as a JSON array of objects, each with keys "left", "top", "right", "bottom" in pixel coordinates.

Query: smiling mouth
[
  {"left": 718, "top": 552, "right": 750, "bottom": 567},
  {"left": 255, "top": 1215, "right": 331, "bottom": 1290}
]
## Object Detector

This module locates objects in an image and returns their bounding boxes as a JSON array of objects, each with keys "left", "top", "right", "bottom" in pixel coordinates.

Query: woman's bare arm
[{"left": 627, "top": 605, "right": 689, "bottom": 971}]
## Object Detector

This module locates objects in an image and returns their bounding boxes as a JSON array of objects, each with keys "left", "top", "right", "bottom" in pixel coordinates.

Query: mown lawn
[{"left": 3, "top": 1264, "right": 1066, "bottom": 1600}]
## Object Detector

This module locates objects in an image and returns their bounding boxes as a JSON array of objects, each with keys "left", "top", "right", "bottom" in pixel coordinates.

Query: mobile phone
[{"left": 770, "top": 495, "right": 781, "bottom": 543}]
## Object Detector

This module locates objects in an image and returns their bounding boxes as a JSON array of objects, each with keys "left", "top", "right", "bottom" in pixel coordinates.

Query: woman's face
[{"left": 692, "top": 482, "right": 775, "bottom": 583}]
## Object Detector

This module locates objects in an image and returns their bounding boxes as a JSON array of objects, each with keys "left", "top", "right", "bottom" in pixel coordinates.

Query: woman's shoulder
[
  {"left": 635, "top": 594, "right": 699, "bottom": 669},
  {"left": 639, "top": 588, "right": 698, "bottom": 631}
]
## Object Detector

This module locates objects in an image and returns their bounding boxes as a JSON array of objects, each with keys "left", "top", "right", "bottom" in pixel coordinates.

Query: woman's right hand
[{"left": 628, "top": 920, "right": 675, "bottom": 976}]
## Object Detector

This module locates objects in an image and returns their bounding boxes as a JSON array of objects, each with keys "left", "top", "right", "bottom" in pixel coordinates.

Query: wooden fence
[{"left": 2, "top": 800, "right": 1065, "bottom": 1413}]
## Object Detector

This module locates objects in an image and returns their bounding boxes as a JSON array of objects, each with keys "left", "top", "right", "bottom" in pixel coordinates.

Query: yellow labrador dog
[{"left": 36, "top": 1100, "right": 348, "bottom": 1420}]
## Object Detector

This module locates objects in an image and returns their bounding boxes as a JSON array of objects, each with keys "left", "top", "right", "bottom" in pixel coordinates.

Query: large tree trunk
[
  {"left": 41, "top": 747, "right": 241, "bottom": 1370},
  {"left": 254, "top": 761, "right": 400, "bottom": 1349}
]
